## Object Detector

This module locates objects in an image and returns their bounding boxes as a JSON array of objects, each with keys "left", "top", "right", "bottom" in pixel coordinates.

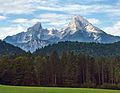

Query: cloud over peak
[{"left": 0, "top": 0, "right": 120, "bottom": 39}]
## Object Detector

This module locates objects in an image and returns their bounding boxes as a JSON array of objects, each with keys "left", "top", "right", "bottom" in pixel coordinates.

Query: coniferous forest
[{"left": 0, "top": 41, "right": 120, "bottom": 89}]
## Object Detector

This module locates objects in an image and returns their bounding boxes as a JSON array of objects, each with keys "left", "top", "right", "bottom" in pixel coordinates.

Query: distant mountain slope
[
  {"left": 0, "top": 40, "right": 25, "bottom": 55},
  {"left": 4, "top": 15, "right": 120, "bottom": 52},
  {"left": 34, "top": 41, "right": 120, "bottom": 56}
]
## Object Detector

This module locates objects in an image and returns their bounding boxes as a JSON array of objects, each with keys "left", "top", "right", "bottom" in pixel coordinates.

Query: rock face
[
  {"left": 4, "top": 22, "right": 60, "bottom": 52},
  {"left": 61, "top": 16, "right": 120, "bottom": 43},
  {"left": 4, "top": 15, "right": 120, "bottom": 52}
]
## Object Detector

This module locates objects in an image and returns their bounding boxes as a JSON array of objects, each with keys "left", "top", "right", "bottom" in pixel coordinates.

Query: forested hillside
[
  {"left": 34, "top": 41, "right": 120, "bottom": 56},
  {"left": 0, "top": 40, "right": 25, "bottom": 56}
]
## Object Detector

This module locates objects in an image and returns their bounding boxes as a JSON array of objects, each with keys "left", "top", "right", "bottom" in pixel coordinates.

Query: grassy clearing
[{"left": 0, "top": 85, "right": 119, "bottom": 93}]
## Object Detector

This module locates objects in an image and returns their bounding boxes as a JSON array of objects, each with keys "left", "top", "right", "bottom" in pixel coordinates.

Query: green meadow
[{"left": 0, "top": 85, "right": 119, "bottom": 93}]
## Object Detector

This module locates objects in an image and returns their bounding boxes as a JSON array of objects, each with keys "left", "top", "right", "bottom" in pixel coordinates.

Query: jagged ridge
[{"left": 4, "top": 15, "right": 120, "bottom": 52}]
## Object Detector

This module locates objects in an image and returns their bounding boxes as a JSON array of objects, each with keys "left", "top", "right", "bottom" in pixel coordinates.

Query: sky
[{"left": 0, "top": 0, "right": 120, "bottom": 39}]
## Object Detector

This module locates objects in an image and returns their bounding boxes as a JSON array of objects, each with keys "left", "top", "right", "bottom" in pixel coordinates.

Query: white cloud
[
  {"left": 36, "top": 13, "right": 71, "bottom": 29},
  {"left": 87, "top": 18, "right": 101, "bottom": 25},
  {"left": 0, "top": 13, "right": 70, "bottom": 39},
  {"left": 0, "top": 15, "right": 7, "bottom": 20},
  {"left": 12, "top": 18, "right": 45, "bottom": 28},
  {"left": 0, "top": 0, "right": 59, "bottom": 14},
  {"left": 0, "top": 0, "right": 35, "bottom": 14},
  {"left": 8, "top": 13, "right": 71, "bottom": 36},
  {"left": 0, "top": 25, "right": 27, "bottom": 39},
  {"left": 104, "top": 21, "right": 120, "bottom": 36},
  {"left": 36, "top": 2, "right": 120, "bottom": 18},
  {"left": 36, "top": 13, "right": 102, "bottom": 29},
  {"left": 0, "top": 0, "right": 120, "bottom": 39},
  {"left": 37, "top": 4, "right": 95, "bottom": 14},
  {"left": 37, "top": 13, "right": 70, "bottom": 21},
  {"left": 0, "top": 17, "right": 44, "bottom": 39},
  {"left": 0, "top": 0, "right": 119, "bottom": 18},
  {"left": 0, "top": 0, "right": 119, "bottom": 17},
  {"left": 13, "top": 18, "right": 29, "bottom": 23}
]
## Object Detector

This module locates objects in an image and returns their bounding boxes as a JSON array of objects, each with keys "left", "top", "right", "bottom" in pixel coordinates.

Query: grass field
[{"left": 0, "top": 85, "right": 120, "bottom": 93}]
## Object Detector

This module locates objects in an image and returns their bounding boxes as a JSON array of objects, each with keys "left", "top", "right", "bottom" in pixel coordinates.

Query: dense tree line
[
  {"left": 0, "top": 52, "right": 120, "bottom": 89},
  {"left": 0, "top": 40, "right": 25, "bottom": 56},
  {"left": 34, "top": 41, "right": 120, "bottom": 56}
]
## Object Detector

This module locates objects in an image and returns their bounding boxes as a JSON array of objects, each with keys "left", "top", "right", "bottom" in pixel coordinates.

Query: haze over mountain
[{"left": 4, "top": 15, "right": 120, "bottom": 52}]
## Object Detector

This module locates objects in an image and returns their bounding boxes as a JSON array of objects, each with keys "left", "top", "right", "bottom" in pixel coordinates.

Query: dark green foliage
[
  {"left": 34, "top": 41, "right": 120, "bottom": 56},
  {"left": 0, "top": 40, "right": 25, "bottom": 56},
  {"left": 0, "top": 55, "right": 37, "bottom": 86},
  {"left": 0, "top": 41, "right": 120, "bottom": 89},
  {"left": 0, "top": 52, "right": 120, "bottom": 89}
]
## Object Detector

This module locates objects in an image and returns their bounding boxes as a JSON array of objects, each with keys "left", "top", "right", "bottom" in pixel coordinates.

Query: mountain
[
  {"left": 61, "top": 16, "right": 120, "bottom": 43},
  {"left": 34, "top": 41, "right": 120, "bottom": 56},
  {"left": 4, "top": 15, "right": 120, "bottom": 52},
  {"left": 0, "top": 40, "right": 25, "bottom": 56},
  {"left": 4, "top": 22, "right": 60, "bottom": 52}
]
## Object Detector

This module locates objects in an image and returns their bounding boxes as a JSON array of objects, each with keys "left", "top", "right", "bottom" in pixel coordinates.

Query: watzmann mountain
[
  {"left": 4, "top": 22, "right": 61, "bottom": 52},
  {"left": 61, "top": 16, "right": 120, "bottom": 43},
  {"left": 4, "top": 15, "right": 120, "bottom": 52}
]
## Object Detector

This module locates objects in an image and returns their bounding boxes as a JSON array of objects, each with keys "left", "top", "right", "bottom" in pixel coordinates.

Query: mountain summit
[
  {"left": 68, "top": 15, "right": 91, "bottom": 31},
  {"left": 61, "top": 15, "right": 120, "bottom": 42},
  {"left": 4, "top": 15, "right": 120, "bottom": 52},
  {"left": 28, "top": 22, "right": 42, "bottom": 32},
  {"left": 4, "top": 22, "right": 59, "bottom": 52},
  {"left": 62, "top": 16, "right": 102, "bottom": 34}
]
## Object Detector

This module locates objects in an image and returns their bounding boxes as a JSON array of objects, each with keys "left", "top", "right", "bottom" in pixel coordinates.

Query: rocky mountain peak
[
  {"left": 28, "top": 22, "right": 42, "bottom": 32},
  {"left": 4, "top": 15, "right": 120, "bottom": 52},
  {"left": 62, "top": 15, "right": 103, "bottom": 35},
  {"left": 68, "top": 15, "right": 90, "bottom": 31}
]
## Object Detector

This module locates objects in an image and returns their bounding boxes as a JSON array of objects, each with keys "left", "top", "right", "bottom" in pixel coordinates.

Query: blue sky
[{"left": 0, "top": 0, "right": 120, "bottom": 39}]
